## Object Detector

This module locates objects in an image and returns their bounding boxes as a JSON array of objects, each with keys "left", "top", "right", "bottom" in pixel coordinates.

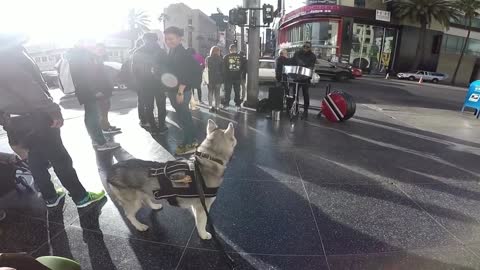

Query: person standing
[
  {"left": 132, "top": 33, "right": 169, "bottom": 134},
  {"left": 0, "top": 34, "right": 106, "bottom": 208},
  {"left": 276, "top": 49, "right": 290, "bottom": 96},
  {"left": 187, "top": 48, "right": 205, "bottom": 104},
  {"left": 206, "top": 46, "right": 223, "bottom": 113},
  {"left": 164, "top": 26, "right": 198, "bottom": 155},
  {"left": 292, "top": 41, "right": 317, "bottom": 119},
  {"left": 94, "top": 43, "right": 121, "bottom": 134},
  {"left": 223, "top": 44, "right": 243, "bottom": 109},
  {"left": 239, "top": 51, "right": 247, "bottom": 102},
  {"left": 67, "top": 41, "right": 120, "bottom": 151}
]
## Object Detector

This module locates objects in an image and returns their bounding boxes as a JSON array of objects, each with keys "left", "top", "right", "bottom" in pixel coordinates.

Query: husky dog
[{"left": 108, "top": 120, "right": 237, "bottom": 240}]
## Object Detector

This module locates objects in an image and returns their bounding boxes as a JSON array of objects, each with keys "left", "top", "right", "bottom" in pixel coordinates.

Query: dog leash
[{"left": 193, "top": 156, "right": 236, "bottom": 269}]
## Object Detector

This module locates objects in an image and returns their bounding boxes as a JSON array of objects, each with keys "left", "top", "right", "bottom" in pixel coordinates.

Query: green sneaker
[
  {"left": 45, "top": 188, "right": 66, "bottom": 208},
  {"left": 76, "top": 191, "right": 106, "bottom": 209}
]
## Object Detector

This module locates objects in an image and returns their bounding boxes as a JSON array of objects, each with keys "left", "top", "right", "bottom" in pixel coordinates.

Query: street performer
[{"left": 292, "top": 41, "right": 317, "bottom": 119}]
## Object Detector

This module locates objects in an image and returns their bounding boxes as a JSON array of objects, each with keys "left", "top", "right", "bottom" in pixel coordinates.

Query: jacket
[
  {"left": 167, "top": 44, "right": 196, "bottom": 89},
  {"left": 66, "top": 47, "right": 100, "bottom": 105},
  {"left": 95, "top": 55, "right": 114, "bottom": 97},
  {"left": 0, "top": 46, "right": 60, "bottom": 115},
  {"left": 293, "top": 50, "right": 317, "bottom": 69},
  {"left": 132, "top": 43, "right": 167, "bottom": 90},
  {"left": 223, "top": 53, "right": 243, "bottom": 81},
  {"left": 206, "top": 55, "right": 223, "bottom": 85}
]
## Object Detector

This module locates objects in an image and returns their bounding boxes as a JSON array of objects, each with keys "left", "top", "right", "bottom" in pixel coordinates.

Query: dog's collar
[{"left": 194, "top": 151, "right": 224, "bottom": 166}]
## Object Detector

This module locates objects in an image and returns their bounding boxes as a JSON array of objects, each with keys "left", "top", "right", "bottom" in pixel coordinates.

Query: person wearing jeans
[
  {"left": 67, "top": 42, "right": 120, "bottom": 151},
  {"left": 0, "top": 36, "right": 106, "bottom": 208},
  {"left": 164, "top": 27, "right": 198, "bottom": 155},
  {"left": 223, "top": 44, "right": 244, "bottom": 108}
]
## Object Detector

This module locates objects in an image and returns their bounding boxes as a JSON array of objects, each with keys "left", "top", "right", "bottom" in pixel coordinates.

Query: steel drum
[{"left": 283, "top": 65, "right": 313, "bottom": 80}]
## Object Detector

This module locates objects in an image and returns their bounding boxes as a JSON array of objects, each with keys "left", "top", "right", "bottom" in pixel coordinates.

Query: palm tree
[
  {"left": 127, "top": 9, "right": 151, "bottom": 47},
  {"left": 394, "top": 0, "right": 460, "bottom": 70},
  {"left": 451, "top": 0, "right": 480, "bottom": 85}
]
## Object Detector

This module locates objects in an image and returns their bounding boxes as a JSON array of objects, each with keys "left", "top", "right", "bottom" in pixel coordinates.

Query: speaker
[{"left": 268, "top": 86, "right": 284, "bottom": 111}]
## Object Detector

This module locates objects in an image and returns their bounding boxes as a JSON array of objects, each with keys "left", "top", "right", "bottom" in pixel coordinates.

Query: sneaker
[
  {"left": 95, "top": 142, "right": 121, "bottom": 152},
  {"left": 76, "top": 191, "right": 106, "bottom": 208},
  {"left": 103, "top": 127, "right": 122, "bottom": 134},
  {"left": 175, "top": 144, "right": 197, "bottom": 155},
  {"left": 158, "top": 126, "right": 169, "bottom": 134},
  {"left": 109, "top": 126, "right": 122, "bottom": 131},
  {"left": 140, "top": 122, "right": 150, "bottom": 128},
  {"left": 45, "top": 189, "right": 66, "bottom": 208},
  {"left": 0, "top": 209, "right": 6, "bottom": 221}
]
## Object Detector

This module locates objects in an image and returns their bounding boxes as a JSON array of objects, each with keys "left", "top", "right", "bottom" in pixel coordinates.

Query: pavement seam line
[
  {"left": 175, "top": 226, "right": 196, "bottom": 270},
  {"left": 294, "top": 150, "right": 331, "bottom": 270},
  {"left": 392, "top": 183, "right": 480, "bottom": 259}
]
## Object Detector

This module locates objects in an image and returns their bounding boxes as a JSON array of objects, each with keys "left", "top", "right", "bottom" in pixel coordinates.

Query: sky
[{"left": 1, "top": 0, "right": 303, "bottom": 45}]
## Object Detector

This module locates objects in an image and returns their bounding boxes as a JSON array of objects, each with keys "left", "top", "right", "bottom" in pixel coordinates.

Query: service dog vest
[{"left": 150, "top": 159, "right": 218, "bottom": 201}]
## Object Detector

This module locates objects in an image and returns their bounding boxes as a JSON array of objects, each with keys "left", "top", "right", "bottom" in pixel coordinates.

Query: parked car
[
  {"left": 259, "top": 58, "right": 320, "bottom": 84},
  {"left": 351, "top": 67, "right": 363, "bottom": 77},
  {"left": 396, "top": 70, "right": 448, "bottom": 83},
  {"left": 315, "top": 59, "right": 353, "bottom": 81}
]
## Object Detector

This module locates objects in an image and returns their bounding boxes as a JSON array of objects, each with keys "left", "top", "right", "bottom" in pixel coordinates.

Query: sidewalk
[{"left": 1, "top": 89, "right": 480, "bottom": 269}]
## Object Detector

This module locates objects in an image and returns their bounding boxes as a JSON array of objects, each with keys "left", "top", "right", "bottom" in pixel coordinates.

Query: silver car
[{"left": 396, "top": 70, "right": 448, "bottom": 83}]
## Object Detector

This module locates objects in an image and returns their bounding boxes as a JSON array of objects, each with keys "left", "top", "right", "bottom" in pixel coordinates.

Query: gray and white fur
[{"left": 107, "top": 120, "right": 237, "bottom": 240}]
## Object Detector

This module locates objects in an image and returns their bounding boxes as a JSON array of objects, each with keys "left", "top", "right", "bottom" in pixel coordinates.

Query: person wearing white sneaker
[
  {"left": 0, "top": 35, "right": 106, "bottom": 209},
  {"left": 94, "top": 141, "right": 121, "bottom": 152}
]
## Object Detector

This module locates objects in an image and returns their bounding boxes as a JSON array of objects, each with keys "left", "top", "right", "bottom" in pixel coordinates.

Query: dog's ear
[
  {"left": 207, "top": 119, "right": 218, "bottom": 134},
  {"left": 224, "top": 122, "right": 234, "bottom": 137}
]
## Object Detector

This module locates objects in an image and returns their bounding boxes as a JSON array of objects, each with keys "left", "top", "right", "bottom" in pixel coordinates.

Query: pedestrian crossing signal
[{"left": 263, "top": 4, "right": 274, "bottom": 25}]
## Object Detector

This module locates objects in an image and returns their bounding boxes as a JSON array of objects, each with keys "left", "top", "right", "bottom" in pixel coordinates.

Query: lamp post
[{"left": 243, "top": 0, "right": 261, "bottom": 108}]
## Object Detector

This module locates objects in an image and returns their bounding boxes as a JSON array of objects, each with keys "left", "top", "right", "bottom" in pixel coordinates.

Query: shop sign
[
  {"left": 282, "top": 5, "right": 341, "bottom": 24},
  {"left": 375, "top": 10, "right": 391, "bottom": 22},
  {"left": 307, "top": 0, "right": 337, "bottom": 4}
]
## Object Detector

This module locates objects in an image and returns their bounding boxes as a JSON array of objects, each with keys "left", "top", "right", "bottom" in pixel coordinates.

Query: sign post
[{"left": 462, "top": 80, "right": 480, "bottom": 118}]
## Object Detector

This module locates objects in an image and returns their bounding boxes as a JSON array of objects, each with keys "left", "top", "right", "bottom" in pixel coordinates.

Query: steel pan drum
[{"left": 283, "top": 65, "right": 313, "bottom": 80}]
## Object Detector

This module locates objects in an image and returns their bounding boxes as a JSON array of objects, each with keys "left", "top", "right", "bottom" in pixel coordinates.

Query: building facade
[
  {"left": 277, "top": 0, "right": 480, "bottom": 85},
  {"left": 164, "top": 3, "right": 218, "bottom": 56}
]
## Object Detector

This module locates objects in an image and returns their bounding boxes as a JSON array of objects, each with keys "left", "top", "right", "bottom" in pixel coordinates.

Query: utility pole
[
  {"left": 240, "top": 26, "right": 245, "bottom": 52},
  {"left": 244, "top": 0, "right": 261, "bottom": 108}
]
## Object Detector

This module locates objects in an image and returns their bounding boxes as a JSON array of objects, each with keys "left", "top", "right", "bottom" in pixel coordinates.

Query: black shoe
[
  {"left": 209, "top": 107, "right": 216, "bottom": 113},
  {"left": 109, "top": 126, "right": 121, "bottom": 131},
  {"left": 158, "top": 126, "right": 169, "bottom": 135}
]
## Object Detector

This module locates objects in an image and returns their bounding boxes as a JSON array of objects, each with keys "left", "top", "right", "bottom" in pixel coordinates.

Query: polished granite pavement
[{"left": 2, "top": 80, "right": 480, "bottom": 269}]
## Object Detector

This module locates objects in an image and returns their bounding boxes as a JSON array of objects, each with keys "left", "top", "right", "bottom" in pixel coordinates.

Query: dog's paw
[
  {"left": 135, "top": 223, "right": 150, "bottom": 232},
  {"left": 199, "top": 232, "right": 212, "bottom": 240},
  {"left": 150, "top": 203, "right": 163, "bottom": 210}
]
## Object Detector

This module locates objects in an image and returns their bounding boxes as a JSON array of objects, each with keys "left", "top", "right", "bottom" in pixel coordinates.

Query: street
[{"left": 2, "top": 77, "right": 480, "bottom": 269}]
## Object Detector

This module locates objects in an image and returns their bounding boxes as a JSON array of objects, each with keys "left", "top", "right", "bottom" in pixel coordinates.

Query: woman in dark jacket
[
  {"left": 276, "top": 49, "right": 290, "bottom": 96},
  {"left": 206, "top": 46, "right": 223, "bottom": 112}
]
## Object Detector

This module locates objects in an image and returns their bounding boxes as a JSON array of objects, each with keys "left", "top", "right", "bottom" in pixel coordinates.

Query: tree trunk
[
  {"left": 452, "top": 18, "right": 472, "bottom": 85},
  {"left": 412, "top": 23, "right": 427, "bottom": 70}
]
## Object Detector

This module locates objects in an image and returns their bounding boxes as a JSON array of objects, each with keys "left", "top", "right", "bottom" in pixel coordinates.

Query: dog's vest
[{"left": 149, "top": 159, "right": 218, "bottom": 201}]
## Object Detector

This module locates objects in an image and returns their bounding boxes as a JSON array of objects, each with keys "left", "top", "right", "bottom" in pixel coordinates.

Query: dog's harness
[{"left": 150, "top": 157, "right": 219, "bottom": 200}]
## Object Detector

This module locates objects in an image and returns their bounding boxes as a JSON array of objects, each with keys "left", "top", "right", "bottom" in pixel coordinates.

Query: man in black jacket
[
  {"left": 164, "top": 26, "right": 197, "bottom": 155},
  {"left": 67, "top": 42, "right": 120, "bottom": 151},
  {"left": 223, "top": 44, "right": 243, "bottom": 108},
  {"left": 293, "top": 41, "right": 317, "bottom": 119},
  {"left": 132, "top": 33, "right": 169, "bottom": 134},
  {"left": 0, "top": 33, "right": 106, "bottom": 209}
]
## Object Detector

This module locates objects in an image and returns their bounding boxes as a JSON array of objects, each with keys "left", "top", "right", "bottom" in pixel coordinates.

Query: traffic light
[
  {"left": 228, "top": 8, "right": 247, "bottom": 26},
  {"left": 263, "top": 4, "right": 274, "bottom": 25}
]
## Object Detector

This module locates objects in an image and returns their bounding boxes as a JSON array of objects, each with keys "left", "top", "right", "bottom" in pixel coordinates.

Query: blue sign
[{"left": 462, "top": 80, "right": 480, "bottom": 118}]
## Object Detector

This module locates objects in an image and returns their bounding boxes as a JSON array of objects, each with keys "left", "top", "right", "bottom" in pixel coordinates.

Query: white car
[
  {"left": 396, "top": 70, "right": 448, "bottom": 83},
  {"left": 259, "top": 59, "right": 320, "bottom": 84}
]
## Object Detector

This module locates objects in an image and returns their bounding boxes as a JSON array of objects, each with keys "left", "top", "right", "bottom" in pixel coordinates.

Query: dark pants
[
  {"left": 144, "top": 89, "right": 167, "bottom": 130},
  {"left": 137, "top": 90, "right": 147, "bottom": 124},
  {"left": 224, "top": 80, "right": 241, "bottom": 106},
  {"left": 7, "top": 114, "right": 87, "bottom": 203},
  {"left": 167, "top": 90, "right": 195, "bottom": 145},
  {"left": 291, "top": 81, "right": 310, "bottom": 111},
  {"left": 84, "top": 101, "right": 107, "bottom": 145},
  {"left": 192, "top": 85, "right": 202, "bottom": 102}
]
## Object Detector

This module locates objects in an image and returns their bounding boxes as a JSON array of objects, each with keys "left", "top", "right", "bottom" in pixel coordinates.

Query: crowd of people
[{"left": 0, "top": 26, "right": 251, "bottom": 220}]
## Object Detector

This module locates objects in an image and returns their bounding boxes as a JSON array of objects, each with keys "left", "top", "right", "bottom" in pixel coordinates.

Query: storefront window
[
  {"left": 442, "top": 34, "right": 480, "bottom": 56},
  {"left": 350, "top": 23, "right": 396, "bottom": 73},
  {"left": 285, "top": 20, "right": 339, "bottom": 59}
]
